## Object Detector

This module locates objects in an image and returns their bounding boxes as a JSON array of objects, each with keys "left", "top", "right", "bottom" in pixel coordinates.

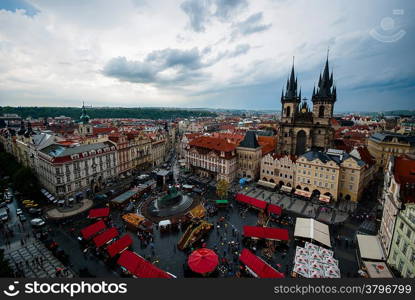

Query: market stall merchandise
[
  {"left": 187, "top": 204, "right": 206, "bottom": 219},
  {"left": 292, "top": 242, "right": 340, "bottom": 278},
  {"left": 239, "top": 249, "right": 284, "bottom": 278},
  {"left": 188, "top": 248, "right": 218, "bottom": 274},
  {"left": 178, "top": 220, "right": 213, "bottom": 250},
  {"left": 122, "top": 213, "right": 146, "bottom": 230}
]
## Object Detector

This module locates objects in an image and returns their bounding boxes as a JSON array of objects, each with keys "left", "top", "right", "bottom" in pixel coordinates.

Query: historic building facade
[
  {"left": 277, "top": 58, "right": 336, "bottom": 156},
  {"left": 185, "top": 136, "right": 238, "bottom": 183},
  {"left": 376, "top": 154, "right": 415, "bottom": 278},
  {"left": 37, "top": 141, "right": 117, "bottom": 198},
  {"left": 367, "top": 132, "right": 415, "bottom": 171},
  {"left": 236, "top": 131, "right": 262, "bottom": 180},
  {"left": 260, "top": 154, "right": 296, "bottom": 187}
]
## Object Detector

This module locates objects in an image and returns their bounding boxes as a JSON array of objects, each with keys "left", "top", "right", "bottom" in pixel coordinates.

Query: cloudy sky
[{"left": 0, "top": 0, "right": 414, "bottom": 111}]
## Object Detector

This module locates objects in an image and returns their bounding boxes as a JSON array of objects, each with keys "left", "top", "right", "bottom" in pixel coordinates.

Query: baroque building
[{"left": 277, "top": 57, "right": 336, "bottom": 155}]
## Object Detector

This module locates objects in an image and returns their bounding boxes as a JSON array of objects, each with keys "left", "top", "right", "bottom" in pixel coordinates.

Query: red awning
[
  {"left": 235, "top": 193, "right": 267, "bottom": 210},
  {"left": 80, "top": 220, "right": 107, "bottom": 240},
  {"left": 88, "top": 208, "right": 110, "bottom": 219},
  {"left": 107, "top": 234, "right": 133, "bottom": 257},
  {"left": 239, "top": 249, "right": 284, "bottom": 278},
  {"left": 267, "top": 204, "right": 282, "bottom": 216},
  {"left": 243, "top": 226, "right": 289, "bottom": 241},
  {"left": 117, "top": 250, "right": 172, "bottom": 278},
  {"left": 188, "top": 248, "right": 218, "bottom": 274},
  {"left": 93, "top": 228, "right": 119, "bottom": 248}
]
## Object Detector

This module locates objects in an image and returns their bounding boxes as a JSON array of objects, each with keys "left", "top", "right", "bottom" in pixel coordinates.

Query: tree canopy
[{"left": 0, "top": 106, "right": 216, "bottom": 120}]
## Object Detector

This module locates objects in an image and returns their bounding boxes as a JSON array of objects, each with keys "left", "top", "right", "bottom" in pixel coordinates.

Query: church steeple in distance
[
  {"left": 80, "top": 101, "right": 90, "bottom": 124},
  {"left": 312, "top": 51, "right": 336, "bottom": 103},
  {"left": 282, "top": 56, "right": 300, "bottom": 103}
]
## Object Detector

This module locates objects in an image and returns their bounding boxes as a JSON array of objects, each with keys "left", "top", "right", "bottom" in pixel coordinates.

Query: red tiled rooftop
[{"left": 189, "top": 136, "right": 236, "bottom": 152}]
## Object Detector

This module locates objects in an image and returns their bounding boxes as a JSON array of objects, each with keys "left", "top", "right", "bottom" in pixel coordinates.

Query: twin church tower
[{"left": 277, "top": 56, "right": 337, "bottom": 155}]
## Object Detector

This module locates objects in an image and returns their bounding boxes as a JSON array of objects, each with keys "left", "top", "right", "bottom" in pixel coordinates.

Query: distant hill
[{"left": 0, "top": 106, "right": 217, "bottom": 120}]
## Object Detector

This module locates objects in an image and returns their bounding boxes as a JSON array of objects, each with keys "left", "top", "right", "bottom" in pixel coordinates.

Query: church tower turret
[
  {"left": 312, "top": 55, "right": 336, "bottom": 126},
  {"left": 280, "top": 58, "right": 301, "bottom": 124}
]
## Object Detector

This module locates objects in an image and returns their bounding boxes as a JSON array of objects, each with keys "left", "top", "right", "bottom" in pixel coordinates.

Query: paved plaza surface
[
  {"left": 4, "top": 239, "right": 74, "bottom": 278},
  {"left": 1, "top": 153, "right": 379, "bottom": 278}
]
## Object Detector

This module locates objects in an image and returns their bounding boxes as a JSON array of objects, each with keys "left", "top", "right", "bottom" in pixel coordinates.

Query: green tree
[
  {"left": 12, "top": 167, "right": 40, "bottom": 198},
  {"left": 216, "top": 179, "right": 229, "bottom": 199}
]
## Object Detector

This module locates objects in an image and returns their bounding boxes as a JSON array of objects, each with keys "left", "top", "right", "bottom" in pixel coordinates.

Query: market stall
[
  {"left": 188, "top": 248, "right": 218, "bottom": 274},
  {"left": 319, "top": 194, "right": 331, "bottom": 203},
  {"left": 122, "top": 213, "right": 146, "bottom": 231},
  {"left": 243, "top": 226, "right": 289, "bottom": 241},
  {"left": 93, "top": 228, "right": 119, "bottom": 248},
  {"left": 106, "top": 234, "right": 133, "bottom": 258},
  {"left": 294, "top": 217, "right": 331, "bottom": 248},
  {"left": 292, "top": 242, "right": 340, "bottom": 278},
  {"left": 80, "top": 220, "right": 107, "bottom": 240},
  {"left": 257, "top": 180, "right": 277, "bottom": 190},
  {"left": 187, "top": 204, "right": 206, "bottom": 219},
  {"left": 110, "top": 188, "right": 139, "bottom": 208},
  {"left": 266, "top": 204, "right": 282, "bottom": 216},
  {"left": 117, "top": 250, "right": 174, "bottom": 278},
  {"left": 88, "top": 207, "right": 110, "bottom": 219},
  {"left": 280, "top": 185, "right": 293, "bottom": 193},
  {"left": 215, "top": 199, "right": 229, "bottom": 208},
  {"left": 294, "top": 189, "right": 312, "bottom": 198},
  {"left": 239, "top": 248, "right": 284, "bottom": 278},
  {"left": 235, "top": 193, "right": 267, "bottom": 210}
]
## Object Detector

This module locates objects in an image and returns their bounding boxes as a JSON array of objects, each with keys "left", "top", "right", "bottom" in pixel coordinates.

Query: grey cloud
[
  {"left": 214, "top": 0, "right": 247, "bottom": 20},
  {"left": 180, "top": 0, "right": 212, "bottom": 32},
  {"left": 102, "top": 44, "right": 250, "bottom": 85},
  {"left": 232, "top": 12, "right": 272, "bottom": 38},
  {"left": 181, "top": 0, "right": 247, "bottom": 32}
]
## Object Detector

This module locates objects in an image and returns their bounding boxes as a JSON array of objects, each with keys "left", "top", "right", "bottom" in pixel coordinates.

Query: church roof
[{"left": 238, "top": 131, "right": 260, "bottom": 149}]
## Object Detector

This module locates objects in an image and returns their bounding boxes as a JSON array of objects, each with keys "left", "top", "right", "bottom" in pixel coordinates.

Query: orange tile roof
[
  {"left": 394, "top": 154, "right": 415, "bottom": 203},
  {"left": 189, "top": 136, "right": 236, "bottom": 152}
]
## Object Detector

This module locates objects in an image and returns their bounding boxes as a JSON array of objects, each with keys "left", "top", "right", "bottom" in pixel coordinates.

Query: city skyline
[{"left": 0, "top": 0, "right": 414, "bottom": 111}]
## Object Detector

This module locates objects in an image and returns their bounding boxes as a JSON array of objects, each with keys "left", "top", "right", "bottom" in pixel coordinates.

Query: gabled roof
[
  {"left": 189, "top": 136, "right": 236, "bottom": 152},
  {"left": 238, "top": 131, "right": 260, "bottom": 149}
]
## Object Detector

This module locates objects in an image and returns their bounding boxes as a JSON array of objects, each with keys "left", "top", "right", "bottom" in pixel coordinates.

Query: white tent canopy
[
  {"left": 294, "top": 218, "right": 331, "bottom": 248},
  {"left": 356, "top": 234, "right": 385, "bottom": 261},
  {"left": 257, "top": 180, "right": 277, "bottom": 189},
  {"left": 158, "top": 220, "right": 172, "bottom": 227}
]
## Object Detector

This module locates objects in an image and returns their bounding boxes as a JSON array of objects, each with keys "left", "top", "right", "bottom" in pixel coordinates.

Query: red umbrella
[{"left": 188, "top": 248, "right": 218, "bottom": 274}]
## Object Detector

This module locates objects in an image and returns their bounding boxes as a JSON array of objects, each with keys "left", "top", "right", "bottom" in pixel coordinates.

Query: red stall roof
[
  {"left": 80, "top": 220, "right": 107, "bottom": 240},
  {"left": 239, "top": 249, "right": 284, "bottom": 278},
  {"left": 107, "top": 234, "right": 133, "bottom": 258},
  {"left": 235, "top": 193, "right": 267, "bottom": 210},
  {"left": 88, "top": 208, "right": 110, "bottom": 219},
  {"left": 117, "top": 250, "right": 172, "bottom": 278},
  {"left": 93, "top": 228, "right": 119, "bottom": 248},
  {"left": 267, "top": 204, "right": 282, "bottom": 216},
  {"left": 243, "top": 226, "right": 289, "bottom": 241}
]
